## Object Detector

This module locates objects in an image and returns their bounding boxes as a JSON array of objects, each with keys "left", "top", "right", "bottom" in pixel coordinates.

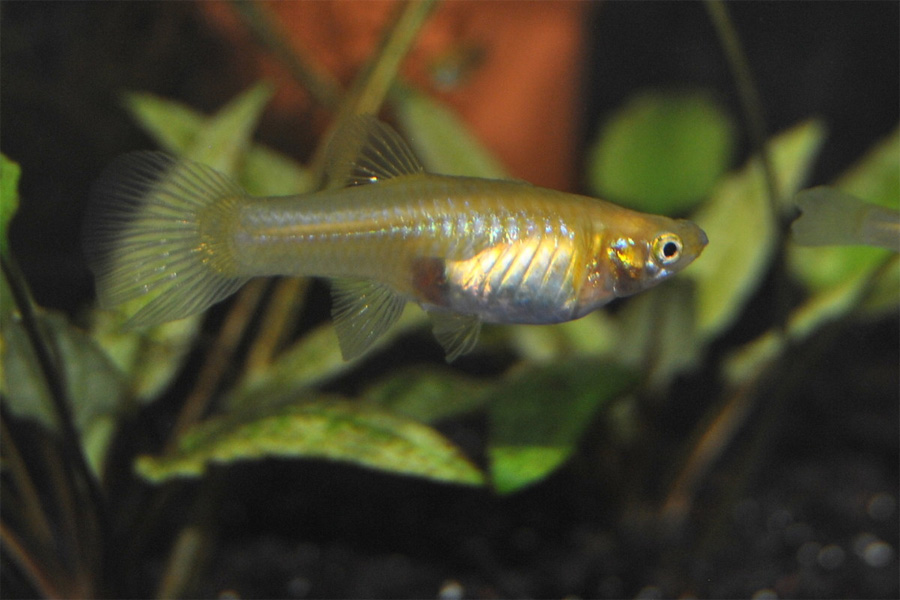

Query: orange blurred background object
[{"left": 202, "top": 0, "right": 588, "bottom": 191}]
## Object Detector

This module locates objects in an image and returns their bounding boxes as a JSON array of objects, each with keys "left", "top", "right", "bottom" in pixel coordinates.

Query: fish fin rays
[
  {"left": 428, "top": 311, "right": 482, "bottom": 362},
  {"left": 82, "top": 151, "right": 249, "bottom": 328},
  {"left": 323, "top": 115, "right": 425, "bottom": 189},
  {"left": 330, "top": 278, "right": 407, "bottom": 361}
]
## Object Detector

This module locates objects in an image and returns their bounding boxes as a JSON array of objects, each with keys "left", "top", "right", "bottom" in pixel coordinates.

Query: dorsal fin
[{"left": 323, "top": 115, "right": 425, "bottom": 189}]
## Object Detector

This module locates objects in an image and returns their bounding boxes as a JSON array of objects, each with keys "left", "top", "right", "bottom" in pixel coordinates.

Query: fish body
[{"left": 84, "top": 116, "right": 707, "bottom": 360}]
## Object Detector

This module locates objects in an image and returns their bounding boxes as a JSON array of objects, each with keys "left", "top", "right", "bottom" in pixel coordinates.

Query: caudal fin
[{"left": 83, "top": 151, "right": 249, "bottom": 327}]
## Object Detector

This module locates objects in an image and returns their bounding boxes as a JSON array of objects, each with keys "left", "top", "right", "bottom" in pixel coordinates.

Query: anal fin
[
  {"left": 331, "top": 279, "right": 406, "bottom": 360},
  {"left": 428, "top": 311, "right": 482, "bottom": 362}
]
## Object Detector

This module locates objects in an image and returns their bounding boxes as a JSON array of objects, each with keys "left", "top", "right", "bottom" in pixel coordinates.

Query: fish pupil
[{"left": 662, "top": 241, "right": 679, "bottom": 258}]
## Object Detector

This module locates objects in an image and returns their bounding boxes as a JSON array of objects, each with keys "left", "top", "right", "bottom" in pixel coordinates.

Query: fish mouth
[{"left": 698, "top": 228, "right": 709, "bottom": 247}]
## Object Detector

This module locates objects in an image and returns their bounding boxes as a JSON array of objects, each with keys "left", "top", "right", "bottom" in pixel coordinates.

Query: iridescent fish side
[{"left": 83, "top": 116, "right": 708, "bottom": 361}]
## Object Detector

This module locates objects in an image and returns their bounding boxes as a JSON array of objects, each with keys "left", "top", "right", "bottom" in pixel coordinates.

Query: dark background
[{"left": 2, "top": 2, "right": 897, "bottom": 598}]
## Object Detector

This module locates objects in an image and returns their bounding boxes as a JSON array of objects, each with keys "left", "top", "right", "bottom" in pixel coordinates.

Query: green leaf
[
  {"left": 122, "top": 92, "right": 203, "bottom": 153},
  {"left": 183, "top": 83, "right": 274, "bottom": 172},
  {"left": 687, "top": 120, "right": 827, "bottom": 340},
  {"left": 135, "top": 398, "right": 485, "bottom": 486},
  {"left": 487, "top": 360, "right": 636, "bottom": 494},
  {"left": 1, "top": 311, "right": 127, "bottom": 475},
  {"left": 226, "top": 306, "right": 427, "bottom": 411},
  {"left": 391, "top": 85, "right": 509, "bottom": 178},
  {"left": 0, "top": 154, "right": 21, "bottom": 261},
  {"left": 362, "top": 367, "right": 489, "bottom": 423},
  {"left": 240, "top": 145, "right": 315, "bottom": 197},
  {"left": 124, "top": 85, "right": 312, "bottom": 194},
  {"left": 587, "top": 91, "right": 735, "bottom": 214},
  {"left": 89, "top": 311, "right": 201, "bottom": 403}
]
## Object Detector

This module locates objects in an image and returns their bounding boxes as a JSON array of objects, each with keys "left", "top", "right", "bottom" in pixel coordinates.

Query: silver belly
[{"left": 440, "top": 235, "right": 583, "bottom": 324}]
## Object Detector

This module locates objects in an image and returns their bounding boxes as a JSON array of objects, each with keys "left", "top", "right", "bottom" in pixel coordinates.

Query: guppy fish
[{"left": 83, "top": 116, "right": 708, "bottom": 361}]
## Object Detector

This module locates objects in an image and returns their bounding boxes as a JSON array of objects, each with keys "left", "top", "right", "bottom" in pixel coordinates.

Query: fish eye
[{"left": 653, "top": 233, "right": 683, "bottom": 265}]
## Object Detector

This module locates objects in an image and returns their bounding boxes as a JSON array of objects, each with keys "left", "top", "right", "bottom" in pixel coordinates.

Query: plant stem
[
  {"left": 0, "top": 256, "right": 108, "bottom": 543},
  {"left": 228, "top": 0, "right": 343, "bottom": 110}
]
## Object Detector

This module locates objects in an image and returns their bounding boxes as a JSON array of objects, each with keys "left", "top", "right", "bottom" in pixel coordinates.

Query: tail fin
[{"left": 83, "top": 151, "right": 249, "bottom": 328}]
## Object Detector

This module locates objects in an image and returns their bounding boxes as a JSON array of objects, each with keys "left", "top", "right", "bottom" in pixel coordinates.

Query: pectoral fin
[
  {"left": 428, "top": 311, "right": 482, "bottom": 362},
  {"left": 331, "top": 279, "right": 406, "bottom": 360}
]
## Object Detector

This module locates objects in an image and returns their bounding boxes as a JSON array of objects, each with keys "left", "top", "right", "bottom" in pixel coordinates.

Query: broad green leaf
[
  {"left": 1, "top": 311, "right": 127, "bottom": 475},
  {"left": 587, "top": 91, "right": 735, "bottom": 214},
  {"left": 362, "top": 367, "right": 489, "bottom": 423},
  {"left": 487, "top": 360, "right": 637, "bottom": 494},
  {"left": 135, "top": 398, "right": 484, "bottom": 486},
  {"left": 788, "top": 127, "right": 899, "bottom": 293},
  {"left": 391, "top": 85, "right": 509, "bottom": 178},
  {"left": 1, "top": 154, "right": 21, "bottom": 261},
  {"left": 687, "top": 120, "right": 826, "bottom": 340}
]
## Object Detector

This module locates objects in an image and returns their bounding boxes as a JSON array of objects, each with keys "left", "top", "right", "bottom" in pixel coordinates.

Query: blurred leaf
[
  {"left": 90, "top": 311, "right": 200, "bottom": 403},
  {"left": 135, "top": 397, "right": 484, "bottom": 486},
  {"left": 687, "top": 120, "right": 826, "bottom": 340},
  {"left": 506, "top": 312, "right": 619, "bottom": 363},
  {"left": 725, "top": 128, "right": 900, "bottom": 387},
  {"left": 362, "top": 366, "right": 489, "bottom": 423},
  {"left": 226, "top": 306, "right": 428, "bottom": 410},
  {"left": 587, "top": 91, "right": 735, "bottom": 214},
  {"left": 1, "top": 311, "right": 127, "bottom": 475},
  {"left": 487, "top": 360, "right": 637, "bottom": 494},
  {"left": 124, "top": 85, "right": 312, "bottom": 194},
  {"left": 183, "top": 83, "right": 274, "bottom": 172},
  {"left": 1, "top": 154, "right": 21, "bottom": 319},
  {"left": 1, "top": 154, "right": 21, "bottom": 261},
  {"left": 122, "top": 92, "right": 202, "bottom": 152},
  {"left": 391, "top": 85, "right": 509, "bottom": 178},
  {"left": 612, "top": 278, "right": 700, "bottom": 389},
  {"left": 788, "top": 127, "right": 899, "bottom": 292},
  {"left": 240, "top": 145, "right": 314, "bottom": 196}
]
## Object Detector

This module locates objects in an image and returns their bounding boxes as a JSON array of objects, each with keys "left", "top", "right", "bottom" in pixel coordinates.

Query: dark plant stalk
[
  {"left": 244, "top": 278, "right": 310, "bottom": 374},
  {"left": 0, "top": 519, "right": 65, "bottom": 599},
  {"left": 166, "top": 278, "right": 269, "bottom": 451},
  {"left": 0, "top": 409, "right": 55, "bottom": 549},
  {"left": 0, "top": 256, "right": 108, "bottom": 544},
  {"left": 704, "top": 0, "right": 779, "bottom": 212}
]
